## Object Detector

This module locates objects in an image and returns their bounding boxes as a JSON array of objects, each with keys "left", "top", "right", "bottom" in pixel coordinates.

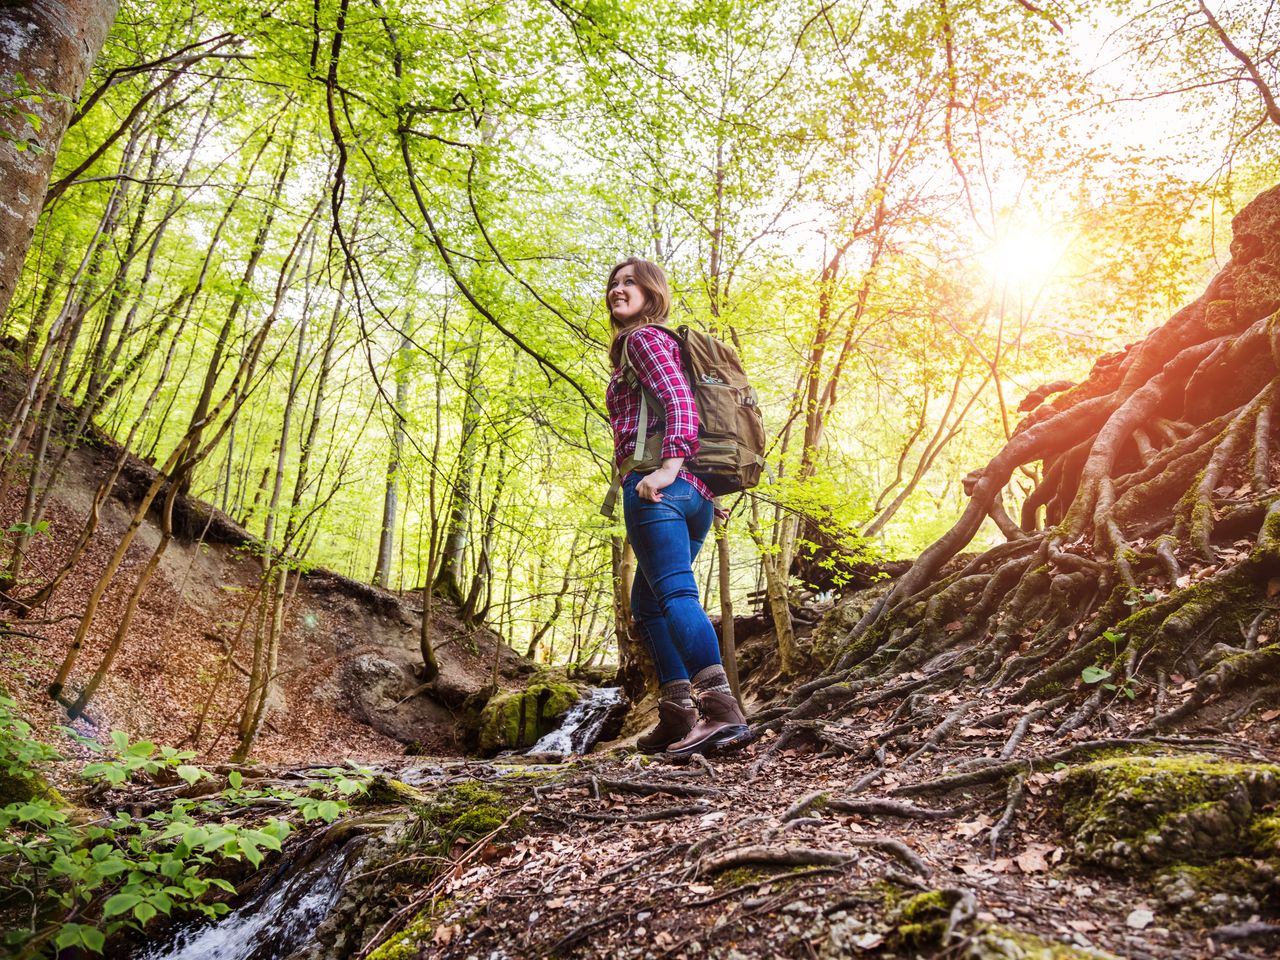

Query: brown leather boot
[
  {"left": 636, "top": 701, "right": 697, "bottom": 754},
  {"left": 665, "top": 690, "right": 751, "bottom": 759}
]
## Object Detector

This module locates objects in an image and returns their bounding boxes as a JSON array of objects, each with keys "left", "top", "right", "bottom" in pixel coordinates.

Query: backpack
[{"left": 602, "top": 324, "right": 766, "bottom": 515}]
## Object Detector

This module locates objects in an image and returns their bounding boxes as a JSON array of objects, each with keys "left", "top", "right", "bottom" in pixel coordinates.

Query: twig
[
  {"left": 555, "top": 804, "right": 711, "bottom": 824},
  {"left": 594, "top": 776, "right": 720, "bottom": 798}
]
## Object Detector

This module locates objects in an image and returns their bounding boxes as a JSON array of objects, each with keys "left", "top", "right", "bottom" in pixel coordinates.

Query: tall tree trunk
[
  {"left": 0, "top": 0, "right": 119, "bottom": 322},
  {"left": 434, "top": 321, "right": 484, "bottom": 602},
  {"left": 374, "top": 330, "right": 410, "bottom": 587},
  {"left": 177, "top": 128, "right": 294, "bottom": 496}
]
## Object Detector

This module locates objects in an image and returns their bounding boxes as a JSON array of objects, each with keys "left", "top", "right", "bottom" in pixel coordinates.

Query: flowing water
[
  {"left": 136, "top": 835, "right": 357, "bottom": 960},
  {"left": 135, "top": 688, "right": 623, "bottom": 958},
  {"left": 527, "top": 686, "right": 626, "bottom": 755}
]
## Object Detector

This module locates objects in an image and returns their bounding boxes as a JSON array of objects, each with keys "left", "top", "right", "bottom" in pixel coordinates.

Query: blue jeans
[{"left": 623, "top": 473, "right": 722, "bottom": 684}]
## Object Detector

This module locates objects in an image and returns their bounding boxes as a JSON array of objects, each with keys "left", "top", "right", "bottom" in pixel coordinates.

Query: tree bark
[{"left": 0, "top": 0, "right": 119, "bottom": 322}]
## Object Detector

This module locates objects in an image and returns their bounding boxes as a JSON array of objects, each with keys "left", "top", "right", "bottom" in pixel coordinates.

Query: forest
[{"left": 2, "top": 0, "right": 1280, "bottom": 958}]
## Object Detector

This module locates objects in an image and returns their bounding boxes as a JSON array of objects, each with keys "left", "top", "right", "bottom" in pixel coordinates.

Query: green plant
[
  {"left": 1080, "top": 664, "right": 1138, "bottom": 699},
  {"left": 0, "top": 695, "right": 370, "bottom": 957}
]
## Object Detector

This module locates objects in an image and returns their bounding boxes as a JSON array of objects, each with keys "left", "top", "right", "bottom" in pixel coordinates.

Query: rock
[
  {"left": 477, "top": 679, "right": 581, "bottom": 752},
  {"left": 1060, "top": 753, "right": 1280, "bottom": 922},
  {"left": 1061, "top": 754, "right": 1280, "bottom": 870}
]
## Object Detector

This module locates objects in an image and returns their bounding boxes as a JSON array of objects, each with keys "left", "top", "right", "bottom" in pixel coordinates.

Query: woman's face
[{"left": 607, "top": 264, "right": 647, "bottom": 323}]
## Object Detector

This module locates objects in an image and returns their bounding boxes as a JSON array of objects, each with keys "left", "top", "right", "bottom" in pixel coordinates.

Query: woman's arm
[
  {"left": 625, "top": 328, "right": 699, "bottom": 502},
  {"left": 625, "top": 328, "right": 699, "bottom": 460}
]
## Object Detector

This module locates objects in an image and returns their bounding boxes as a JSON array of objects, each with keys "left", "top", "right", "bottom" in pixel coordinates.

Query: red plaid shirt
[{"left": 606, "top": 326, "right": 713, "bottom": 501}]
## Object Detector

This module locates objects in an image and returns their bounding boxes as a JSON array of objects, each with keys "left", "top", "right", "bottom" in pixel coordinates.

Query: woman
[{"left": 604, "top": 256, "right": 750, "bottom": 757}]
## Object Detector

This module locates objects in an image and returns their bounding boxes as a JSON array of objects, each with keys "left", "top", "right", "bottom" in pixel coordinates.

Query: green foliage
[
  {"left": 0, "top": 694, "right": 371, "bottom": 957},
  {"left": 5, "top": 0, "right": 1271, "bottom": 676}
]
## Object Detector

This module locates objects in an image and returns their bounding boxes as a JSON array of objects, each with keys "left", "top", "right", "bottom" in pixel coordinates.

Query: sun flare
[{"left": 982, "top": 225, "right": 1070, "bottom": 292}]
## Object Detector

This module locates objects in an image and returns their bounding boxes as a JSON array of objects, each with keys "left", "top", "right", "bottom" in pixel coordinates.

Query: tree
[
  {"left": 772, "top": 180, "right": 1280, "bottom": 744},
  {"left": 0, "top": 0, "right": 119, "bottom": 322}
]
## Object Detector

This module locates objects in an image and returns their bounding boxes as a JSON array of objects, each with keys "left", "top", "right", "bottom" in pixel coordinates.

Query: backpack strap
[{"left": 601, "top": 330, "right": 668, "bottom": 517}]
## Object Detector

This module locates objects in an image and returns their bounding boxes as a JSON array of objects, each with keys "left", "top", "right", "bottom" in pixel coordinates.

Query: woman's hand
[{"left": 636, "top": 460, "right": 682, "bottom": 502}]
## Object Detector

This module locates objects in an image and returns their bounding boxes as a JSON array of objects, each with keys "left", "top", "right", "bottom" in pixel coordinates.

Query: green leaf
[
  {"left": 134, "top": 901, "right": 157, "bottom": 924},
  {"left": 228, "top": 770, "right": 243, "bottom": 789},
  {"left": 176, "top": 765, "right": 203, "bottom": 785},
  {"left": 110, "top": 731, "right": 130, "bottom": 752},
  {"left": 238, "top": 838, "right": 263, "bottom": 868},
  {"left": 103, "top": 892, "right": 143, "bottom": 917},
  {"left": 1081, "top": 665, "right": 1111, "bottom": 684},
  {"left": 55, "top": 923, "right": 105, "bottom": 953}
]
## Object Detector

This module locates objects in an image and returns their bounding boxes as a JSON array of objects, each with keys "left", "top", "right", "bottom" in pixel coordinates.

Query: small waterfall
[
  {"left": 527, "top": 686, "right": 626, "bottom": 756},
  {"left": 136, "top": 833, "right": 357, "bottom": 960}
]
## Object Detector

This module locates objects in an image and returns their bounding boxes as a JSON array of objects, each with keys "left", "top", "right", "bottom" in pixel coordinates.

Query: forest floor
[{"left": 335, "top": 682, "right": 1280, "bottom": 960}]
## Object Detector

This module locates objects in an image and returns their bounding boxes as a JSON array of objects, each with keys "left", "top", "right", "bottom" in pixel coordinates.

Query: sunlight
[{"left": 982, "top": 224, "right": 1070, "bottom": 293}]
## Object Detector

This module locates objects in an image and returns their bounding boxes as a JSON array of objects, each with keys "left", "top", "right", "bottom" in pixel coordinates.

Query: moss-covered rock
[
  {"left": 1153, "top": 859, "right": 1278, "bottom": 922},
  {"left": 1061, "top": 754, "right": 1280, "bottom": 870},
  {"left": 894, "top": 888, "right": 960, "bottom": 949},
  {"left": 962, "top": 925, "right": 1119, "bottom": 959},
  {"left": 478, "top": 680, "right": 581, "bottom": 752}
]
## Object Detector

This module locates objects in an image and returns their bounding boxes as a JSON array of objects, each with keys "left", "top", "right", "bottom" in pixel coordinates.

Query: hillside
[{"left": 0, "top": 363, "right": 534, "bottom": 768}]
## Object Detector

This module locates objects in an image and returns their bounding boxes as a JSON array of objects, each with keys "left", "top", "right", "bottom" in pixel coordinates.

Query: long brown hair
[{"left": 606, "top": 257, "right": 671, "bottom": 368}]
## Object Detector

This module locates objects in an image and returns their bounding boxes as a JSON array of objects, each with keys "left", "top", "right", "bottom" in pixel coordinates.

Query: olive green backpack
[{"left": 602, "top": 324, "right": 766, "bottom": 515}]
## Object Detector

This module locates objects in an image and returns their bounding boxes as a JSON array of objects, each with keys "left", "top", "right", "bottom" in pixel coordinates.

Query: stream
[
  {"left": 134, "top": 686, "right": 624, "bottom": 959},
  {"left": 526, "top": 686, "right": 626, "bottom": 756}
]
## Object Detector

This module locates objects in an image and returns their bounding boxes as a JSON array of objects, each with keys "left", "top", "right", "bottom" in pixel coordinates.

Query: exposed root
[{"left": 987, "top": 772, "right": 1025, "bottom": 857}]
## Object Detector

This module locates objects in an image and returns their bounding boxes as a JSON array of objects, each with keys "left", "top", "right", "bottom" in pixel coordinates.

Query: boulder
[{"left": 478, "top": 680, "right": 581, "bottom": 752}]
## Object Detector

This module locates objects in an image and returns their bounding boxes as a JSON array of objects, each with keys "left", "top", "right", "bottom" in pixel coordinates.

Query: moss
[
  {"left": 478, "top": 680, "right": 582, "bottom": 751},
  {"left": 1061, "top": 754, "right": 1280, "bottom": 870},
  {"left": 366, "top": 904, "right": 444, "bottom": 960},
  {"left": 892, "top": 889, "right": 961, "bottom": 950},
  {"left": 357, "top": 776, "right": 429, "bottom": 806},
  {"left": 417, "top": 780, "right": 523, "bottom": 850},
  {"left": 965, "top": 924, "right": 1119, "bottom": 959}
]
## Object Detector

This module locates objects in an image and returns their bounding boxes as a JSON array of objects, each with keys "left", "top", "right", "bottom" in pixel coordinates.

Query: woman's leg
[
  {"left": 623, "top": 478, "right": 721, "bottom": 676},
  {"left": 630, "top": 569, "right": 689, "bottom": 685}
]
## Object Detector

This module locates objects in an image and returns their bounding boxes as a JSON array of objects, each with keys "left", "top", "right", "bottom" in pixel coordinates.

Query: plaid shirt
[{"left": 606, "top": 326, "right": 713, "bottom": 501}]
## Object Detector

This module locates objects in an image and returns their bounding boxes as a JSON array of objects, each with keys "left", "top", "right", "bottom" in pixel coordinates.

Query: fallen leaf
[
  {"left": 955, "top": 816, "right": 993, "bottom": 838},
  {"left": 945, "top": 621, "right": 963, "bottom": 632},
  {"left": 547, "top": 897, "right": 565, "bottom": 909},
  {"left": 1262, "top": 709, "right": 1280, "bottom": 722},
  {"left": 434, "top": 924, "right": 462, "bottom": 945},
  {"left": 991, "top": 857, "right": 1014, "bottom": 873},
  {"left": 854, "top": 932, "right": 884, "bottom": 950},
  {"left": 1015, "top": 846, "right": 1051, "bottom": 873},
  {"left": 1126, "top": 908, "right": 1154, "bottom": 929},
  {"left": 689, "top": 884, "right": 714, "bottom": 895},
  {"left": 1068, "top": 919, "right": 1097, "bottom": 933}
]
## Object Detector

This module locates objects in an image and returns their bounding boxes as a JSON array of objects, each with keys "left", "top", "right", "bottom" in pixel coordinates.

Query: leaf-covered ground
[{"left": 358, "top": 700, "right": 1280, "bottom": 960}]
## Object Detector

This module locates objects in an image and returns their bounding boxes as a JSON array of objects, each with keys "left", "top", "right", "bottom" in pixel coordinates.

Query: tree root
[
  {"left": 988, "top": 772, "right": 1025, "bottom": 857},
  {"left": 696, "top": 844, "right": 854, "bottom": 876},
  {"left": 826, "top": 798, "right": 966, "bottom": 820}
]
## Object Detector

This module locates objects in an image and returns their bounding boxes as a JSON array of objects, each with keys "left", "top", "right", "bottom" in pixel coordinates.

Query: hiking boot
[
  {"left": 636, "top": 701, "right": 697, "bottom": 754},
  {"left": 665, "top": 690, "right": 751, "bottom": 759}
]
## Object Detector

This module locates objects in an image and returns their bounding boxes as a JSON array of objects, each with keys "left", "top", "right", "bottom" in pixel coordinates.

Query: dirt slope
[{"left": 0, "top": 416, "right": 529, "bottom": 768}]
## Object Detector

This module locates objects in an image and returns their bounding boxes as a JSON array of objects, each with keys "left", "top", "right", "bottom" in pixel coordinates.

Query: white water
[
  {"left": 137, "top": 841, "right": 350, "bottom": 960},
  {"left": 527, "top": 686, "right": 626, "bottom": 756}
]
